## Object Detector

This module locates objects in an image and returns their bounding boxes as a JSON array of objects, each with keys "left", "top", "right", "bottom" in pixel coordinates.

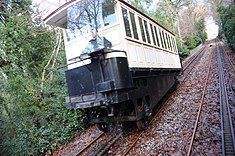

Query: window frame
[
  {"left": 138, "top": 16, "right": 146, "bottom": 43},
  {"left": 129, "top": 11, "right": 139, "bottom": 40},
  {"left": 149, "top": 23, "right": 156, "bottom": 46},
  {"left": 102, "top": 0, "right": 117, "bottom": 27},
  {"left": 121, "top": 6, "right": 132, "bottom": 38},
  {"left": 143, "top": 19, "right": 151, "bottom": 44}
]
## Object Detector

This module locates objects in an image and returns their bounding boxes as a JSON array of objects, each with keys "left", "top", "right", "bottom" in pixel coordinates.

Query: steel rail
[
  {"left": 218, "top": 42, "right": 235, "bottom": 109},
  {"left": 186, "top": 45, "right": 213, "bottom": 156},
  {"left": 182, "top": 45, "right": 206, "bottom": 73},
  {"left": 76, "top": 132, "right": 104, "bottom": 156},
  {"left": 217, "top": 42, "right": 235, "bottom": 156},
  {"left": 94, "top": 132, "right": 123, "bottom": 156},
  {"left": 220, "top": 43, "right": 235, "bottom": 72},
  {"left": 121, "top": 99, "right": 166, "bottom": 156}
]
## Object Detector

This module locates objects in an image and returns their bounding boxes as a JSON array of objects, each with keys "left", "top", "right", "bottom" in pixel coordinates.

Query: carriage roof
[{"left": 44, "top": 0, "right": 78, "bottom": 28}]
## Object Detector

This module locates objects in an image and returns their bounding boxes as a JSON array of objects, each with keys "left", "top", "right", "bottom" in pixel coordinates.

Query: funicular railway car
[{"left": 44, "top": 0, "right": 182, "bottom": 131}]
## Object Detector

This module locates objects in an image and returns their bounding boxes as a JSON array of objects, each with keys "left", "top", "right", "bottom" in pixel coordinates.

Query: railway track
[
  {"left": 93, "top": 132, "right": 123, "bottom": 156},
  {"left": 74, "top": 125, "right": 123, "bottom": 156},
  {"left": 117, "top": 40, "right": 233, "bottom": 155},
  {"left": 220, "top": 43, "right": 235, "bottom": 72},
  {"left": 185, "top": 40, "right": 235, "bottom": 156},
  {"left": 219, "top": 42, "right": 235, "bottom": 107},
  {"left": 186, "top": 44, "right": 214, "bottom": 155},
  {"left": 217, "top": 42, "right": 235, "bottom": 155},
  {"left": 182, "top": 44, "right": 207, "bottom": 73},
  {"left": 75, "top": 131, "right": 104, "bottom": 155},
  {"left": 118, "top": 42, "right": 210, "bottom": 156}
]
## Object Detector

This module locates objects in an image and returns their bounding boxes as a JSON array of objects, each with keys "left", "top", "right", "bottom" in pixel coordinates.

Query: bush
[
  {"left": 177, "top": 42, "right": 190, "bottom": 58},
  {"left": 218, "top": 4, "right": 235, "bottom": 50},
  {"left": 0, "top": 70, "right": 87, "bottom": 155},
  {"left": 0, "top": 2, "right": 87, "bottom": 154},
  {"left": 183, "top": 35, "right": 198, "bottom": 50}
]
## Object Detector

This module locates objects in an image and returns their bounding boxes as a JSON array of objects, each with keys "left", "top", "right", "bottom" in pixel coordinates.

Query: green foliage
[
  {"left": 0, "top": 72, "right": 87, "bottom": 155},
  {"left": 129, "top": 0, "right": 153, "bottom": 14},
  {"left": 183, "top": 35, "right": 201, "bottom": 50},
  {"left": 151, "top": 7, "right": 175, "bottom": 31},
  {"left": 0, "top": 14, "right": 56, "bottom": 78},
  {"left": 180, "top": 17, "right": 206, "bottom": 55},
  {"left": 217, "top": 3, "right": 235, "bottom": 50},
  {"left": 179, "top": 34, "right": 202, "bottom": 58},
  {"left": 129, "top": 0, "right": 175, "bottom": 32},
  {"left": 177, "top": 41, "right": 190, "bottom": 57},
  {"left": 194, "top": 18, "right": 207, "bottom": 43},
  {"left": 183, "top": 35, "right": 197, "bottom": 49},
  {"left": 0, "top": 0, "right": 87, "bottom": 155}
]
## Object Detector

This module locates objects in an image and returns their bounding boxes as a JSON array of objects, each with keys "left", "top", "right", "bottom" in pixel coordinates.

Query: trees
[
  {"left": 155, "top": 0, "right": 207, "bottom": 54},
  {"left": 204, "top": 0, "right": 234, "bottom": 50},
  {"left": 217, "top": 2, "right": 235, "bottom": 50},
  {"left": 0, "top": 0, "right": 86, "bottom": 155},
  {"left": 128, "top": 0, "right": 153, "bottom": 15}
]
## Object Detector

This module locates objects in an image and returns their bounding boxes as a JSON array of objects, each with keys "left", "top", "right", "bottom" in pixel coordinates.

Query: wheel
[
  {"left": 136, "top": 119, "right": 148, "bottom": 130},
  {"left": 96, "top": 123, "right": 109, "bottom": 132}
]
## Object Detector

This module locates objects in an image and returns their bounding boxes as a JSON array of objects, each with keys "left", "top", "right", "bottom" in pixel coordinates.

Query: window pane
[
  {"left": 154, "top": 26, "right": 160, "bottom": 47},
  {"left": 174, "top": 38, "right": 177, "bottom": 52},
  {"left": 163, "top": 31, "right": 167, "bottom": 49},
  {"left": 172, "top": 37, "right": 177, "bottom": 52},
  {"left": 102, "top": 0, "right": 117, "bottom": 26},
  {"left": 138, "top": 17, "right": 146, "bottom": 42},
  {"left": 67, "top": 0, "right": 103, "bottom": 38},
  {"left": 165, "top": 32, "right": 170, "bottom": 50},
  {"left": 164, "top": 32, "right": 168, "bottom": 50},
  {"left": 122, "top": 7, "right": 132, "bottom": 37},
  {"left": 130, "top": 12, "right": 139, "bottom": 40},
  {"left": 160, "top": 31, "right": 164, "bottom": 49},
  {"left": 144, "top": 20, "right": 151, "bottom": 44},
  {"left": 159, "top": 29, "right": 165, "bottom": 49},
  {"left": 168, "top": 34, "right": 173, "bottom": 51},
  {"left": 150, "top": 24, "right": 156, "bottom": 45}
]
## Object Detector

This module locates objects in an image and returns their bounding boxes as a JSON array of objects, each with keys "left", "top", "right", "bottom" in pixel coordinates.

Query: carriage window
[
  {"left": 138, "top": 17, "right": 146, "bottom": 42},
  {"left": 162, "top": 32, "right": 167, "bottom": 50},
  {"left": 150, "top": 24, "right": 156, "bottom": 46},
  {"left": 144, "top": 20, "right": 151, "bottom": 44},
  {"left": 154, "top": 26, "right": 160, "bottom": 47},
  {"left": 172, "top": 37, "right": 177, "bottom": 52},
  {"left": 171, "top": 37, "right": 174, "bottom": 52},
  {"left": 165, "top": 32, "right": 170, "bottom": 50},
  {"left": 66, "top": 0, "right": 103, "bottom": 41},
  {"left": 130, "top": 12, "right": 139, "bottom": 40},
  {"left": 164, "top": 33, "right": 169, "bottom": 50},
  {"left": 159, "top": 29, "right": 165, "bottom": 49},
  {"left": 102, "top": 0, "right": 116, "bottom": 26},
  {"left": 173, "top": 39, "right": 177, "bottom": 52},
  {"left": 174, "top": 38, "right": 178, "bottom": 52},
  {"left": 66, "top": 0, "right": 116, "bottom": 55},
  {"left": 168, "top": 34, "right": 173, "bottom": 51},
  {"left": 122, "top": 7, "right": 132, "bottom": 37}
]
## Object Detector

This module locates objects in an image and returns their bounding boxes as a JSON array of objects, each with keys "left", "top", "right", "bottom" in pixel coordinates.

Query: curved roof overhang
[{"left": 43, "top": 0, "right": 79, "bottom": 28}]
